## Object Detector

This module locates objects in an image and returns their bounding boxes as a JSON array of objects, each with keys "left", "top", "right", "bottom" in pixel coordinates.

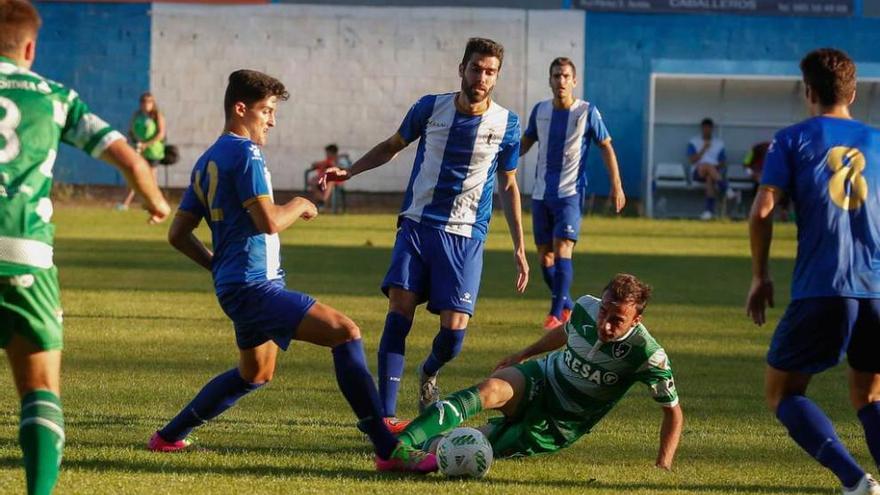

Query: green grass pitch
[{"left": 0, "top": 207, "right": 868, "bottom": 494}]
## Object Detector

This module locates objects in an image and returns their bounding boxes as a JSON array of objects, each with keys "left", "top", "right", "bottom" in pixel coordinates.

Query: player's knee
[
  {"left": 540, "top": 251, "right": 555, "bottom": 267},
  {"left": 329, "top": 317, "right": 361, "bottom": 346},
  {"left": 765, "top": 388, "right": 786, "bottom": 413},
  {"left": 241, "top": 367, "right": 274, "bottom": 384}
]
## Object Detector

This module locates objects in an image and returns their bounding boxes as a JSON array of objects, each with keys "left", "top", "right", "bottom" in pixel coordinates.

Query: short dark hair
[
  {"left": 324, "top": 144, "right": 338, "bottom": 154},
  {"left": 223, "top": 69, "right": 289, "bottom": 121},
  {"left": 700, "top": 118, "right": 714, "bottom": 127},
  {"left": 800, "top": 48, "right": 856, "bottom": 107},
  {"left": 461, "top": 37, "right": 504, "bottom": 69},
  {"left": 0, "top": 0, "right": 41, "bottom": 55},
  {"left": 549, "top": 57, "right": 576, "bottom": 77},
  {"left": 603, "top": 273, "right": 652, "bottom": 315}
]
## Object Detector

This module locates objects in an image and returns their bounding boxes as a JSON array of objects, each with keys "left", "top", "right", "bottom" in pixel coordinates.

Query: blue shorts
[
  {"left": 767, "top": 297, "right": 880, "bottom": 374},
  {"left": 217, "top": 280, "right": 316, "bottom": 351},
  {"left": 382, "top": 218, "right": 484, "bottom": 316},
  {"left": 532, "top": 195, "right": 583, "bottom": 246}
]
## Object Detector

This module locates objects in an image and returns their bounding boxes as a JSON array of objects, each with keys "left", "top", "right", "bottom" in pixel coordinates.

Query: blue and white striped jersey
[
  {"left": 397, "top": 93, "right": 520, "bottom": 240},
  {"left": 179, "top": 133, "right": 283, "bottom": 291},
  {"left": 525, "top": 99, "right": 610, "bottom": 200}
]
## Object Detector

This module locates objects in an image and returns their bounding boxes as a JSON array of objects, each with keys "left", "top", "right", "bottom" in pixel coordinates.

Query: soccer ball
[{"left": 436, "top": 427, "right": 493, "bottom": 478}]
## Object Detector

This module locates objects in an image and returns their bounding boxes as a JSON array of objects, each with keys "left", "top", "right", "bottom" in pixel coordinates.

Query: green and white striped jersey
[
  {"left": 541, "top": 294, "right": 678, "bottom": 416},
  {"left": 0, "top": 56, "right": 123, "bottom": 275}
]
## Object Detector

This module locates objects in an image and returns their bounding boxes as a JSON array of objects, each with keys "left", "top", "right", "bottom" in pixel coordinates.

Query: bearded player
[{"left": 323, "top": 37, "right": 528, "bottom": 430}]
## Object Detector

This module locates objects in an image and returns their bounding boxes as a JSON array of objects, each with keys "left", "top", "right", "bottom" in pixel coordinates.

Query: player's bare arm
[
  {"left": 100, "top": 139, "right": 170, "bottom": 223},
  {"left": 747, "top": 185, "right": 783, "bottom": 325},
  {"left": 656, "top": 403, "right": 684, "bottom": 470},
  {"left": 321, "top": 133, "right": 408, "bottom": 186},
  {"left": 598, "top": 138, "right": 626, "bottom": 212},
  {"left": 494, "top": 325, "right": 566, "bottom": 371},
  {"left": 247, "top": 196, "right": 318, "bottom": 235},
  {"left": 519, "top": 134, "right": 536, "bottom": 156},
  {"left": 497, "top": 169, "right": 529, "bottom": 293},
  {"left": 688, "top": 142, "right": 710, "bottom": 164},
  {"left": 168, "top": 210, "right": 212, "bottom": 271}
]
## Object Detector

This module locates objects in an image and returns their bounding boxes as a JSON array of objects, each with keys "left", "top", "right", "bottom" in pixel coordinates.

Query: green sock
[
  {"left": 20, "top": 390, "right": 64, "bottom": 495},
  {"left": 399, "top": 386, "right": 482, "bottom": 448}
]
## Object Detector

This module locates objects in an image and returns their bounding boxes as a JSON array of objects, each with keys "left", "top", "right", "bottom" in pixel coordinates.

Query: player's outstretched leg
[
  {"left": 8, "top": 335, "right": 64, "bottom": 495},
  {"left": 419, "top": 319, "right": 467, "bottom": 412},
  {"left": 400, "top": 386, "right": 483, "bottom": 449},
  {"left": 152, "top": 352, "right": 269, "bottom": 451},
  {"left": 297, "top": 302, "right": 436, "bottom": 473}
]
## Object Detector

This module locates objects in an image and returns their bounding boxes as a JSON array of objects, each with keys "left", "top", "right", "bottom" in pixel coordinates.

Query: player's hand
[
  {"left": 319, "top": 167, "right": 350, "bottom": 190},
  {"left": 494, "top": 352, "right": 525, "bottom": 372},
  {"left": 611, "top": 186, "right": 626, "bottom": 213},
  {"left": 295, "top": 197, "right": 319, "bottom": 220},
  {"left": 746, "top": 276, "right": 774, "bottom": 326},
  {"left": 146, "top": 199, "right": 171, "bottom": 224},
  {"left": 513, "top": 248, "right": 529, "bottom": 293}
]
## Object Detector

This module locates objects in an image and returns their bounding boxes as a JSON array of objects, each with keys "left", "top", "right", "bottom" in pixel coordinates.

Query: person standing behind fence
[
  {"left": 688, "top": 118, "right": 727, "bottom": 220},
  {"left": 117, "top": 92, "right": 165, "bottom": 210}
]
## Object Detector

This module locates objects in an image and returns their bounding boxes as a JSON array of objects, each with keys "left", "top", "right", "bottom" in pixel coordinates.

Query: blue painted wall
[
  {"left": 33, "top": 3, "right": 151, "bottom": 185},
  {"left": 583, "top": 13, "right": 880, "bottom": 199}
]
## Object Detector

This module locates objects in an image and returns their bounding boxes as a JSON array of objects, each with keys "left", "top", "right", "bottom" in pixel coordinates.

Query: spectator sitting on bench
[
  {"left": 687, "top": 118, "right": 728, "bottom": 220},
  {"left": 309, "top": 143, "right": 340, "bottom": 207}
]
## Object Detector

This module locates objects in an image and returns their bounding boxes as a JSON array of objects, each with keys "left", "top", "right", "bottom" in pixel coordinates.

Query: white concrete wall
[{"left": 151, "top": 4, "right": 584, "bottom": 191}]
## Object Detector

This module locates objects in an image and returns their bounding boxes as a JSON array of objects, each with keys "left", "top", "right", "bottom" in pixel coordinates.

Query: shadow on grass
[
  {"left": 55, "top": 238, "right": 793, "bottom": 309},
  {"left": 0, "top": 454, "right": 833, "bottom": 493}
]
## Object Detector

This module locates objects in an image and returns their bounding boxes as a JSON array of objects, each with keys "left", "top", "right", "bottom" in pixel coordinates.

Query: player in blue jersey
[
  {"left": 322, "top": 38, "right": 528, "bottom": 430},
  {"left": 148, "top": 70, "right": 436, "bottom": 473},
  {"left": 747, "top": 49, "right": 880, "bottom": 495},
  {"left": 519, "top": 57, "right": 625, "bottom": 331}
]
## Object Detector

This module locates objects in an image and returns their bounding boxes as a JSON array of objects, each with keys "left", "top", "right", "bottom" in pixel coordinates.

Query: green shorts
[
  {"left": 0, "top": 267, "right": 63, "bottom": 351},
  {"left": 485, "top": 359, "right": 596, "bottom": 459}
]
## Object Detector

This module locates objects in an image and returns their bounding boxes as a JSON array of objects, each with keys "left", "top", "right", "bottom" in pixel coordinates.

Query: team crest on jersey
[
  {"left": 612, "top": 342, "right": 632, "bottom": 359},
  {"left": 249, "top": 145, "right": 262, "bottom": 159}
]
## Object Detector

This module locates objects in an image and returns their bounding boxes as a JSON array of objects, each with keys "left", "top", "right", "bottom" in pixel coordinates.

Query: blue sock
[
  {"left": 540, "top": 263, "right": 555, "bottom": 292},
  {"left": 332, "top": 339, "right": 398, "bottom": 460},
  {"left": 377, "top": 312, "right": 412, "bottom": 418},
  {"left": 422, "top": 327, "right": 465, "bottom": 377},
  {"left": 550, "top": 258, "right": 573, "bottom": 319},
  {"left": 777, "top": 396, "right": 864, "bottom": 488},
  {"left": 705, "top": 197, "right": 715, "bottom": 213},
  {"left": 159, "top": 368, "right": 264, "bottom": 442},
  {"left": 858, "top": 401, "right": 880, "bottom": 469}
]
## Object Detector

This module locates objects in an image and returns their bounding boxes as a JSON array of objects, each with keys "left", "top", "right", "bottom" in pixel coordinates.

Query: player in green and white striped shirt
[
  {"left": 0, "top": 2, "right": 170, "bottom": 493},
  {"left": 398, "top": 273, "right": 683, "bottom": 468}
]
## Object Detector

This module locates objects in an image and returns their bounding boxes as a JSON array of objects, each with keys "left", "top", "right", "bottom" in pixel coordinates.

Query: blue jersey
[
  {"left": 524, "top": 99, "right": 609, "bottom": 200},
  {"left": 762, "top": 116, "right": 880, "bottom": 299},
  {"left": 179, "top": 133, "right": 283, "bottom": 291},
  {"left": 397, "top": 93, "right": 520, "bottom": 240}
]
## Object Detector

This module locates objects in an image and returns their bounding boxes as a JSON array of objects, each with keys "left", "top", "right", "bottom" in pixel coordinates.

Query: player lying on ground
[
  {"left": 0, "top": 2, "right": 170, "bottom": 494},
  {"left": 148, "top": 69, "right": 435, "bottom": 473},
  {"left": 396, "top": 273, "right": 683, "bottom": 466},
  {"left": 747, "top": 47, "right": 880, "bottom": 495},
  {"left": 321, "top": 37, "right": 528, "bottom": 432}
]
